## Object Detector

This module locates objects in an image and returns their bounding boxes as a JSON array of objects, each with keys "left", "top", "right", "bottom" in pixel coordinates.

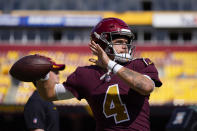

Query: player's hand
[{"left": 89, "top": 40, "right": 110, "bottom": 69}]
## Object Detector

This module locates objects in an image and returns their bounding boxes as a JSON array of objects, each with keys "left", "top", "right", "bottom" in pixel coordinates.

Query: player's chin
[{"left": 118, "top": 50, "right": 128, "bottom": 54}]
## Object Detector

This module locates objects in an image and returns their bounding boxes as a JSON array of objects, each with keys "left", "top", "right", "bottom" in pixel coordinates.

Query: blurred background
[{"left": 0, "top": 0, "right": 197, "bottom": 131}]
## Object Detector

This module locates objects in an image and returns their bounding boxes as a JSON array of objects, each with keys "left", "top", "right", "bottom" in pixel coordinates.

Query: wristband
[
  {"left": 107, "top": 60, "right": 123, "bottom": 74},
  {"left": 40, "top": 73, "right": 50, "bottom": 81},
  {"left": 107, "top": 60, "right": 116, "bottom": 70},
  {"left": 112, "top": 64, "right": 123, "bottom": 74}
]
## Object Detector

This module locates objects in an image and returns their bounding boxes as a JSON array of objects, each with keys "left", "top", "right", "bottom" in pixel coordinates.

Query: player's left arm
[{"left": 36, "top": 71, "right": 74, "bottom": 101}]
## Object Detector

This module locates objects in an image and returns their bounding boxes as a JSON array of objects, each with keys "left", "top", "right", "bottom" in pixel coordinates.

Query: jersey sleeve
[
  {"left": 137, "top": 58, "right": 162, "bottom": 87},
  {"left": 63, "top": 67, "right": 84, "bottom": 100},
  {"left": 24, "top": 100, "right": 45, "bottom": 130}
]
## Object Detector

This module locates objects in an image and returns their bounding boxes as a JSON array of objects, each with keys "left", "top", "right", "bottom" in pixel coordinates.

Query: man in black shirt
[
  {"left": 24, "top": 90, "right": 59, "bottom": 131},
  {"left": 24, "top": 64, "right": 65, "bottom": 131}
]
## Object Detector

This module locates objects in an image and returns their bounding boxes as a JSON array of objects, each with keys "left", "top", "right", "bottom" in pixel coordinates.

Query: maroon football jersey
[{"left": 63, "top": 58, "right": 162, "bottom": 131}]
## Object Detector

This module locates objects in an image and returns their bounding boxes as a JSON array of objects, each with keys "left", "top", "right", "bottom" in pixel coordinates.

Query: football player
[{"left": 36, "top": 17, "right": 162, "bottom": 131}]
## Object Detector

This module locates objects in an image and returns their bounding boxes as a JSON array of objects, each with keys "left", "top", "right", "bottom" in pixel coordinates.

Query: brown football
[{"left": 9, "top": 54, "right": 53, "bottom": 82}]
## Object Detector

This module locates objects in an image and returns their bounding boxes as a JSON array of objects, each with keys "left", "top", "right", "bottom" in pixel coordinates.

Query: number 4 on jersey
[{"left": 103, "top": 84, "right": 130, "bottom": 124}]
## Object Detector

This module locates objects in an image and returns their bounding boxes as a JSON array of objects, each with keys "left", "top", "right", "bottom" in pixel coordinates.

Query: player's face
[{"left": 112, "top": 38, "right": 129, "bottom": 54}]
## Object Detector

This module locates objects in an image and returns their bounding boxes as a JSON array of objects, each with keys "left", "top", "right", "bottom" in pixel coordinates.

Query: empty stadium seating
[{"left": 0, "top": 46, "right": 197, "bottom": 106}]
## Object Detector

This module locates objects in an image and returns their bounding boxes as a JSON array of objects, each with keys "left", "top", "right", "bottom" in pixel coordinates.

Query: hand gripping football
[{"left": 9, "top": 54, "right": 65, "bottom": 82}]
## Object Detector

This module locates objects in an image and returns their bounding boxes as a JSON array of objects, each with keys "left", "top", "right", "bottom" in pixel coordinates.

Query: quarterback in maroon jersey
[{"left": 36, "top": 17, "right": 162, "bottom": 131}]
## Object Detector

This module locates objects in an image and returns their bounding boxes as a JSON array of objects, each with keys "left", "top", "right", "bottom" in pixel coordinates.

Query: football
[{"left": 9, "top": 54, "right": 53, "bottom": 82}]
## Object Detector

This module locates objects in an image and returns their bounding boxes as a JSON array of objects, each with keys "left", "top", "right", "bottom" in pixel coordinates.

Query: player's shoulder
[
  {"left": 131, "top": 57, "right": 154, "bottom": 67},
  {"left": 75, "top": 65, "right": 100, "bottom": 73}
]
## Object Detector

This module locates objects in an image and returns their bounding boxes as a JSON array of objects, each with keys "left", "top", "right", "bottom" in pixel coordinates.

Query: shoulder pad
[{"left": 142, "top": 58, "right": 153, "bottom": 66}]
